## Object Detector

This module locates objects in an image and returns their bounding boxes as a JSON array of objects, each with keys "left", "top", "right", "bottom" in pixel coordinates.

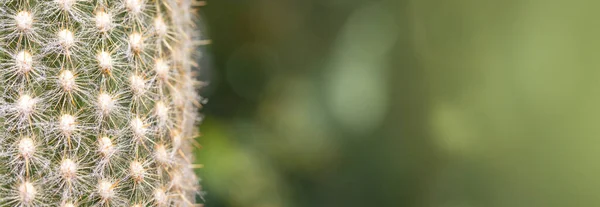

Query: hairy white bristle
[
  {"left": 97, "top": 51, "right": 112, "bottom": 73},
  {"left": 129, "top": 161, "right": 145, "bottom": 181},
  {"left": 58, "top": 29, "right": 75, "bottom": 48},
  {"left": 16, "top": 51, "right": 33, "bottom": 74},
  {"left": 62, "top": 202, "right": 75, "bottom": 207},
  {"left": 154, "top": 144, "right": 169, "bottom": 164},
  {"left": 98, "top": 93, "right": 114, "bottom": 114},
  {"left": 95, "top": 11, "right": 112, "bottom": 32},
  {"left": 55, "top": 0, "right": 76, "bottom": 11},
  {"left": 60, "top": 158, "right": 77, "bottom": 180},
  {"left": 18, "top": 181, "right": 36, "bottom": 204},
  {"left": 125, "top": 0, "right": 143, "bottom": 14},
  {"left": 129, "top": 74, "right": 146, "bottom": 95},
  {"left": 59, "top": 70, "right": 76, "bottom": 91},
  {"left": 17, "top": 95, "right": 35, "bottom": 115},
  {"left": 97, "top": 180, "right": 114, "bottom": 201},
  {"left": 15, "top": 11, "right": 33, "bottom": 32},
  {"left": 59, "top": 114, "right": 76, "bottom": 136},
  {"left": 154, "top": 59, "right": 169, "bottom": 81},
  {"left": 128, "top": 33, "right": 143, "bottom": 53},
  {"left": 130, "top": 117, "right": 146, "bottom": 138},
  {"left": 155, "top": 101, "right": 168, "bottom": 122},
  {"left": 154, "top": 17, "right": 167, "bottom": 36},
  {"left": 98, "top": 136, "right": 114, "bottom": 157},
  {"left": 153, "top": 188, "right": 167, "bottom": 206},
  {"left": 18, "top": 138, "right": 35, "bottom": 159}
]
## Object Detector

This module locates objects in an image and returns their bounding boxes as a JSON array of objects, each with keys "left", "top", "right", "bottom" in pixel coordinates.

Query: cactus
[{"left": 0, "top": 0, "right": 204, "bottom": 206}]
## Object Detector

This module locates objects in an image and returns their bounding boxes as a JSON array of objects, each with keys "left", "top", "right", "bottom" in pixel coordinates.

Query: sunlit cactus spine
[{"left": 0, "top": 0, "right": 205, "bottom": 206}]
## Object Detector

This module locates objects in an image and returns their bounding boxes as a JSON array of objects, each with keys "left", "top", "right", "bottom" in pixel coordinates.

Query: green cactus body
[{"left": 0, "top": 0, "right": 203, "bottom": 206}]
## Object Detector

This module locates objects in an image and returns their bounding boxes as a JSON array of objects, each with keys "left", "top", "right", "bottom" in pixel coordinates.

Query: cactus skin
[{"left": 0, "top": 0, "right": 203, "bottom": 206}]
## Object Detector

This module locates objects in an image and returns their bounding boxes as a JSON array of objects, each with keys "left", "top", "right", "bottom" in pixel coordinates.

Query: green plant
[{"left": 0, "top": 0, "right": 203, "bottom": 206}]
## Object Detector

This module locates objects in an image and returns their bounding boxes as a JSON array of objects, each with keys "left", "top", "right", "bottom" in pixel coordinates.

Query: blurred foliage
[{"left": 196, "top": 0, "right": 600, "bottom": 206}]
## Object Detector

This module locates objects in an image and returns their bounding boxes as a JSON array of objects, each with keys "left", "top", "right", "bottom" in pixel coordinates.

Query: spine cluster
[{"left": 0, "top": 0, "right": 203, "bottom": 206}]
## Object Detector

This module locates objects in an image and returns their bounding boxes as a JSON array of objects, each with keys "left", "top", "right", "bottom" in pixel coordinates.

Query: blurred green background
[{"left": 196, "top": 0, "right": 600, "bottom": 206}]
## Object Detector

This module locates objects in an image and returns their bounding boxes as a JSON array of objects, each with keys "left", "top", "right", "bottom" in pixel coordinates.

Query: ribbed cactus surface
[{"left": 0, "top": 0, "right": 203, "bottom": 206}]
